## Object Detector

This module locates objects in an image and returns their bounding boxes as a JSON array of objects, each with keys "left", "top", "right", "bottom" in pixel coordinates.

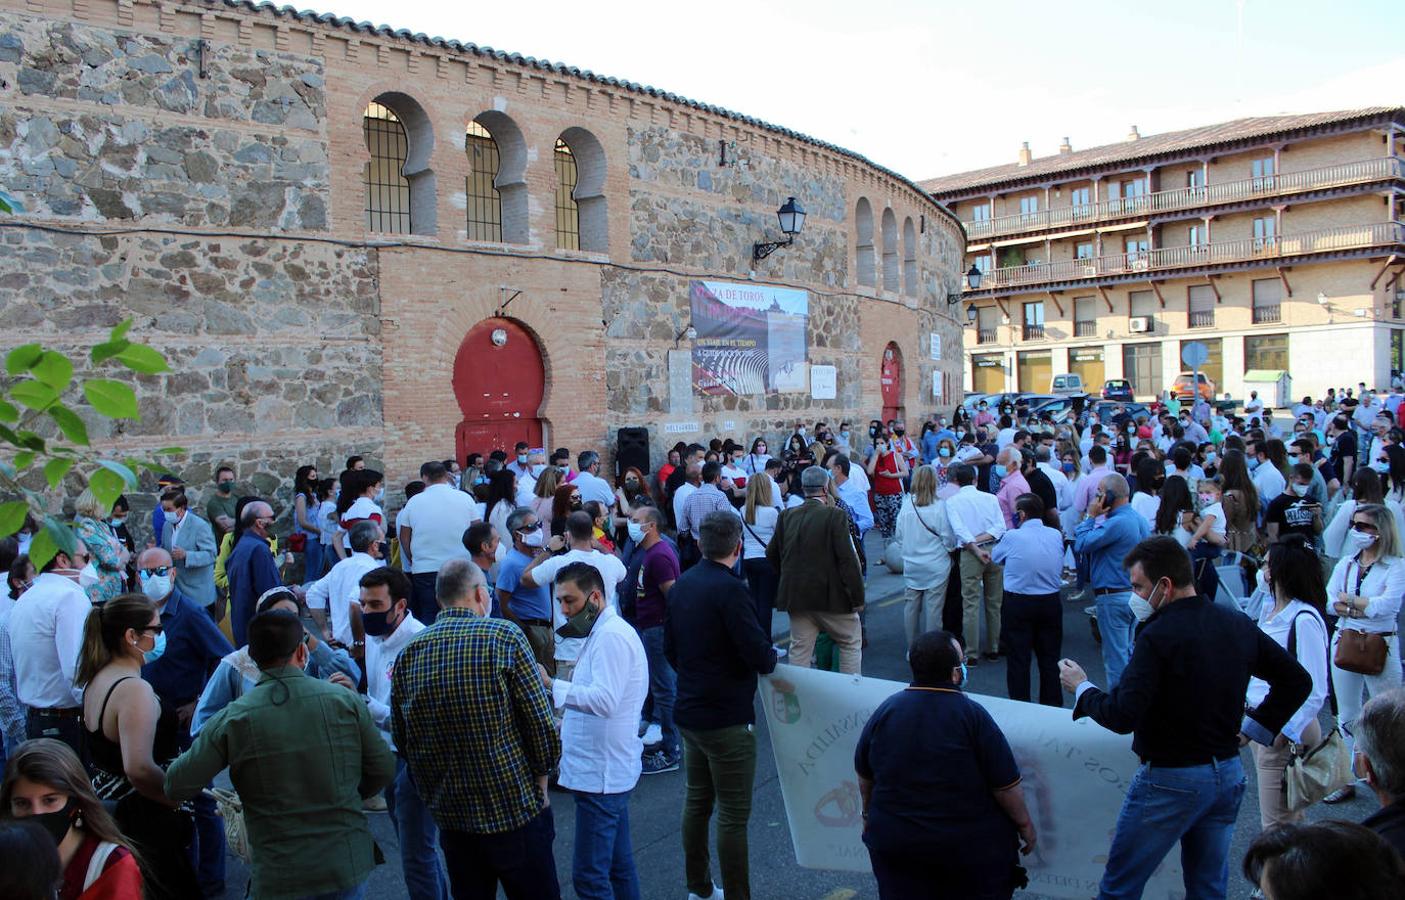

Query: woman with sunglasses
[
  {"left": 75, "top": 593, "right": 198, "bottom": 899},
  {"left": 1323, "top": 503, "right": 1405, "bottom": 804}
]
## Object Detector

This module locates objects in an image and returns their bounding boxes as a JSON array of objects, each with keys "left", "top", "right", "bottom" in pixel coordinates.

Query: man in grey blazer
[{"left": 160, "top": 488, "right": 218, "bottom": 610}]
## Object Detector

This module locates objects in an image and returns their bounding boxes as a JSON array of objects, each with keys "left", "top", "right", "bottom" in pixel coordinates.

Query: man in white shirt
[
  {"left": 944, "top": 463, "right": 1008, "bottom": 666},
  {"left": 1247, "top": 437, "right": 1286, "bottom": 526},
  {"left": 538, "top": 562, "right": 648, "bottom": 900},
  {"left": 396, "top": 461, "right": 476, "bottom": 625},
  {"left": 9, "top": 542, "right": 92, "bottom": 752},
  {"left": 995, "top": 416, "right": 1017, "bottom": 451},
  {"left": 520, "top": 512, "right": 628, "bottom": 678},
  {"left": 672, "top": 462, "right": 702, "bottom": 532},
  {"left": 1035, "top": 446, "right": 1073, "bottom": 520},
  {"left": 306, "top": 520, "right": 385, "bottom": 650},
  {"left": 506, "top": 441, "right": 535, "bottom": 481},
  {"left": 572, "top": 451, "right": 616, "bottom": 511},
  {"left": 1245, "top": 390, "right": 1264, "bottom": 417},
  {"left": 331, "top": 566, "right": 447, "bottom": 900},
  {"left": 827, "top": 454, "right": 875, "bottom": 537}
]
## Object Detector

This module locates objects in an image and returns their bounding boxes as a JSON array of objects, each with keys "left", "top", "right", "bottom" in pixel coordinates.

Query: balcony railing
[
  {"left": 962, "top": 157, "right": 1405, "bottom": 240},
  {"left": 1023, "top": 324, "right": 1045, "bottom": 340},
  {"left": 1252, "top": 303, "right": 1282, "bottom": 324},
  {"left": 973, "top": 221, "right": 1405, "bottom": 292},
  {"left": 1188, "top": 309, "right": 1216, "bottom": 328},
  {"left": 977, "top": 328, "right": 998, "bottom": 344},
  {"left": 1074, "top": 320, "right": 1096, "bottom": 337}
]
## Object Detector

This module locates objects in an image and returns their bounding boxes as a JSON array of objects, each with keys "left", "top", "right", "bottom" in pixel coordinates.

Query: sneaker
[
  {"left": 642, "top": 751, "right": 680, "bottom": 775},
  {"left": 687, "top": 885, "right": 723, "bottom": 900},
  {"left": 641, "top": 723, "right": 663, "bottom": 746},
  {"left": 361, "top": 793, "right": 387, "bottom": 812},
  {"left": 1323, "top": 784, "right": 1357, "bottom": 804}
]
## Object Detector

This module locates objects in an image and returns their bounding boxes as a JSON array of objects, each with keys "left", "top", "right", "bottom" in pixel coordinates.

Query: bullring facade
[{"left": 0, "top": 0, "right": 966, "bottom": 509}]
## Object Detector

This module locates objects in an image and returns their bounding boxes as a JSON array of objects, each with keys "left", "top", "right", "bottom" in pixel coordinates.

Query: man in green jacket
[
  {"left": 166, "top": 609, "right": 395, "bottom": 900},
  {"left": 767, "top": 465, "right": 866, "bottom": 673}
]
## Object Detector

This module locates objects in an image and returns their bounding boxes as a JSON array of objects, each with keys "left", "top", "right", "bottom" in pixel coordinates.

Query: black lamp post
[
  {"left": 753, "top": 197, "right": 807, "bottom": 261},
  {"left": 947, "top": 264, "right": 984, "bottom": 304}
]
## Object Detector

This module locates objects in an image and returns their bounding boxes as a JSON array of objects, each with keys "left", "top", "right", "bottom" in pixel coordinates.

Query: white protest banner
[{"left": 760, "top": 668, "right": 1184, "bottom": 898}]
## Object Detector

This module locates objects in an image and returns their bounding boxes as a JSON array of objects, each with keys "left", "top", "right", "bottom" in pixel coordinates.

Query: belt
[
  {"left": 520, "top": 618, "right": 553, "bottom": 628},
  {"left": 1093, "top": 587, "right": 1129, "bottom": 596},
  {"left": 1142, "top": 753, "right": 1238, "bottom": 769},
  {"left": 1005, "top": 590, "right": 1061, "bottom": 602},
  {"left": 31, "top": 706, "right": 81, "bottom": 719}
]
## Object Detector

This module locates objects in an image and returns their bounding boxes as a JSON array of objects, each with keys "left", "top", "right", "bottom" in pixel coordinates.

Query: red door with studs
[
  {"left": 880, "top": 342, "right": 904, "bottom": 424},
  {"left": 452, "top": 318, "right": 545, "bottom": 462}
]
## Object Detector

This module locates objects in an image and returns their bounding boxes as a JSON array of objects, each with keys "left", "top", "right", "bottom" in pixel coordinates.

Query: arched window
[
  {"left": 364, "top": 101, "right": 411, "bottom": 233},
  {"left": 554, "top": 138, "right": 580, "bottom": 250},
  {"left": 902, "top": 217, "right": 918, "bottom": 296},
  {"left": 556, "top": 128, "right": 608, "bottom": 253},
  {"left": 362, "top": 93, "right": 436, "bottom": 235},
  {"left": 881, "top": 207, "right": 899, "bottom": 293},
  {"left": 855, "top": 198, "right": 875, "bottom": 287},
  {"left": 465, "top": 120, "right": 502, "bottom": 242}
]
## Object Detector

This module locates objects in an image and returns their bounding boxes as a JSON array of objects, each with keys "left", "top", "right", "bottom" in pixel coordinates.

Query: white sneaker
[
  {"left": 687, "top": 887, "right": 723, "bottom": 900},
  {"left": 641, "top": 723, "right": 663, "bottom": 746}
]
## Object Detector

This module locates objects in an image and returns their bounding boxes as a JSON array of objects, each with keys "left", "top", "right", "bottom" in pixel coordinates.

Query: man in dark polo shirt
[
  {"left": 630, "top": 505, "right": 681, "bottom": 775},
  {"left": 665, "top": 511, "right": 777, "bottom": 900},
  {"left": 855, "top": 629, "right": 1035, "bottom": 898},
  {"left": 1059, "top": 535, "right": 1310, "bottom": 900}
]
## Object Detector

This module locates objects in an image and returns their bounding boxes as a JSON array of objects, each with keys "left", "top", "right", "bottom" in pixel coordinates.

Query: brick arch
[
  {"left": 902, "top": 216, "right": 918, "bottom": 297},
  {"left": 855, "top": 197, "right": 876, "bottom": 287},
  {"left": 558, "top": 126, "right": 608, "bottom": 253},
  {"left": 357, "top": 86, "right": 437, "bottom": 236},
  {"left": 470, "top": 110, "right": 529, "bottom": 244},
  {"left": 881, "top": 207, "right": 899, "bottom": 294}
]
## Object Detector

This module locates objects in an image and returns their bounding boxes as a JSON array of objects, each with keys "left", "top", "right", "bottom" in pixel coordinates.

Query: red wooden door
[
  {"left": 452, "top": 318, "right": 545, "bottom": 462},
  {"left": 880, "top": 342, "right": 904, "bottom": 424}
]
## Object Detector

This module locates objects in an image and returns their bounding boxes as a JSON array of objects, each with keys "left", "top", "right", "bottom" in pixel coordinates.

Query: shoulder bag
[
  {"left": 1332, "top": 559, "right": 1389, "bottom": 675},
  {"left": 1281, "top": 610, "right": 1354, "bottom": 811}
]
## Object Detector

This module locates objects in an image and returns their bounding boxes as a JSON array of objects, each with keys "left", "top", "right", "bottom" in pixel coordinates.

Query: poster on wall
[
  {"left": 811, "top": 365, "right": 837, "bottom": 400},
  {"left": 929, "top": 333, "right": 942, "bottom": 360},
  {"left": 690, "top": 280, "right": 809, "bottom": 396}
]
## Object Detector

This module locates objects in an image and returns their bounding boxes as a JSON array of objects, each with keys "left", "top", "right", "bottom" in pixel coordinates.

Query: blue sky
[{"left": 324, "top": 0, "right": 1404, "bottom": 180}]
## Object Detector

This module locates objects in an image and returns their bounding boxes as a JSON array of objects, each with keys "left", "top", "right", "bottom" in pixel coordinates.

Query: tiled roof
[
  {"left": 196, "top": 1, "right": 962, "bottom": 229},
  {"left": 920, "top": 107, "right": 1405, "bottom": 196}
]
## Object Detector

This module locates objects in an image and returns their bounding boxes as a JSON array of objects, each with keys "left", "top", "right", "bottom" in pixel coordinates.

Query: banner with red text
[{"left": 689, "top": 280, "right": 808, "bottom": 396}]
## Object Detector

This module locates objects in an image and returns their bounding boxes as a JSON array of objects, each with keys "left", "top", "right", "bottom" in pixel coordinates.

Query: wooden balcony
[
  {"left": 961, "top": 157, "right": 1405, "bottom": 240},
  {"left": 971, "top": 221, "right": 1405, "bottom": 293}
]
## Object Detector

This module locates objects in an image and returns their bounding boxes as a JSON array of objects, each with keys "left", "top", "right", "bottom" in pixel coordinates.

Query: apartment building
[{"left": 923, "top": 107, "right": 1405, "bottom": 401}]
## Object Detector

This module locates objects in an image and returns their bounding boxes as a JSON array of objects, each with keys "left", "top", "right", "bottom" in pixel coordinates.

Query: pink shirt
[
  {"left": 996, "top": 470, "right": 1030, "bottom": 529},
  {"left": 1074, "top": 465, "right": 1115, "bottom": 515}
]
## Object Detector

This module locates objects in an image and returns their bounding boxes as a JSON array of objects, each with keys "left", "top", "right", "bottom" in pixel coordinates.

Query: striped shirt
[
  {"left": 680, "top": 483, "right": 737, "bottom": 539},
  {"left": 391, "top": 609, "right": 560, "bottom": 834}
]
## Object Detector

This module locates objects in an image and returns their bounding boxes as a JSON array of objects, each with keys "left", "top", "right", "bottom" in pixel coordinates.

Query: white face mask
[
  {"left": 140, "top": 572, "right": 172, "bottom": 602},
  {"left": 1291, "top": 483, "right": 1309, "bottom": 497},
  {"left": 77, "top": 563, "right": 100, "bottom": 590},
  {"left": 1348, "top": 528, "right": 1378, "bottom": 551},
  {"left": 521, "top": 529, "right": 544, "bottom": 549},
  {"left": 1129, "top": 583, "right": 1162, "bottom": 623}
]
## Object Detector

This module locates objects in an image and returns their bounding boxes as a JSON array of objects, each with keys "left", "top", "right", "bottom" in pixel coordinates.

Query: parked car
[
  {"left": 1101, "top": 379, "right": 1134, "bottom": 402},
  {"left": 1171, "top": 371, "right": 1216, "bottom": 401},
  {"left": 1050, "top": 373, "right": 1086, "bottom": 395}
]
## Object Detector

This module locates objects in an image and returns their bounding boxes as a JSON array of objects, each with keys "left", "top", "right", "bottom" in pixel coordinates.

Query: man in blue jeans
[
  {"left": 1072, "top": 473, "right": 1147, "bottom": 688},
  {"left": 629, "top": 505, "right": 682, "bottom": 774},
  {"left": 1059, "top": 535, "right": 1310, "bottom": 899},
  {"left": 540, "top": 562, "right": 649, "bottom": 900}
]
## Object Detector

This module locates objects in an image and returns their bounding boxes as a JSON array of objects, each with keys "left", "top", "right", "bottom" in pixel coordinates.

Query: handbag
[
  {"left": 287, "top": 532, "right": 307, "bottom": 553},
  {"left": 1280, "top": 610, "right": 1353, "bottom": 811},
  {"left": 1334, "top": 628, "right": 1389, "bottom": 675}
]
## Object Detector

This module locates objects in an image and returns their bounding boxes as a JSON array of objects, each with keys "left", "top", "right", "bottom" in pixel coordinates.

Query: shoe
[
  {"left": 1323, "top": 784, "right": 1357, "bottom": 804},
  {"left": 641, "top": 723, "right": 663, "bottom": 746},
  {"left": 362, "top": 793, "right": 387, "bottom": 812},
  {"left": 687, "top": 886, "right": 723, "bottom": 900},
  {"left": 642, "top": 751, "right": 680, "bottom": 775},
  {"left": 965, "top": 654, "right": 979, "bottom": 667}
]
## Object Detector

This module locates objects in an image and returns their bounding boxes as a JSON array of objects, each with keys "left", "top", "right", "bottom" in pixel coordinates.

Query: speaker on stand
[{"left": 615, "top": 427, "right": 651, "bottom": 477}]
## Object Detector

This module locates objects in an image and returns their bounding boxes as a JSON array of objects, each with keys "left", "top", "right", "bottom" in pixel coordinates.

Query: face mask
[
  {"left": 522, "top": 529, "right": 544, "bottom": 549},
  {"left": 838, "top": 432, "right": 848, "bottom": 440},
  {"left": 1257, "top": 568, "right": 1270, "bottom": 593},
  {"left": 1129, "top": 584, "right": 1161, "bottom": 623},
  {"left": 1291, "top": 483, "right": 1309, "bottom": 497},
  {"left": 1349, "top": 528, "right": 1379, "bottom": 550},
  {"left": 1373, "top": 461, "right": 1391, "bottom": 473},
  {"left": 217, "top": 481, "right": 234, "bottom": 494},
  {"left": 1247, "top": 456, "right": 1261, "bottom": 471},
  {"left": 938, "top": 448, "right": 951, "bottom": 458},
  {"left": 517, "top": 454, "right": 529, "bottom": 465},
  {"left": 626, "top": 521, "right": 646, "bottom": 543},
  {"left": 78, "top": 563, "right": 99, "bottom": 589},
  {"left": 375, "top": 540, "right": 390, "bottom": 558},
  {"left": 141, "top": 630, "right": 167, "bottom": 665},
  {"left": 569, "top": 500, "right": 583, "bottom": 511},
  {"left": 31, "top": 797, "right": 78, "bottom": 846},
  {"left": 1062, "top": 461, "right": 1075, "bottom": 474},
  {"left": 1204, "top": 452, "right": 1217, "bottom": 465},
  {"left": 557, "top": 598, "right": 602, "bottom": 639},
  {"left": 956, "top": 430, "right": 966, "bottom": 438},
  {"left": 992, "top": 464, "right": 1008, "bottom": 478},
  {"left": 1288, "top": 455, "right": 1300, "bottom": 465},
  {"left": 894, "top": 428, "right": 905, "bottom": 436},
  {"left": 798, "top": 428, "right": 806, "bottom": 436},
  {"left": 374, "top": 487, "right": 385, "bottom": 503},
  {"left": 139, "top": 571, "right": 172, "bottom": 602},
  {"left": 361, "top": 608, "right": 398, "bottom": 637},
  {"left": 957, "top": 661, "right": 968, "bottom": 687},
  {"left": 531, "top": 464, "right": 547, "bottom": 477},
  {"left": 1198, "top": 494, "right": 1217, "bottom": 507},
  {"left": 110, "top": 518, "right": 126, "bottom": 529}
]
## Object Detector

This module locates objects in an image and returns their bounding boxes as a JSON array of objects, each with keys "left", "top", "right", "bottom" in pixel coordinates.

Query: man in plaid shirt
[{"left": 392, "top": 558, "right": 562, "bottom": 899}]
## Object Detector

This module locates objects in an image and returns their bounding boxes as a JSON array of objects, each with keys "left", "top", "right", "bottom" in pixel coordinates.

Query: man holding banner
[{"left": 1059, "top": 535, "right": 1310, "bottom": 900}]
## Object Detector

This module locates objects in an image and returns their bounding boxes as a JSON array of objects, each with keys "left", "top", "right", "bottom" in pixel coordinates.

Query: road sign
[{"left": 1181, "top": 341, "right": 1209, "bottom": 369}]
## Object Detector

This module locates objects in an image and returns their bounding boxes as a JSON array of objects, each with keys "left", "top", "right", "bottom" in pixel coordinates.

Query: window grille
[
  {"left": 554, "top": 139, "right": 580, "bottom": 250},
  {"left": 465, "top": 121, "right": 503, "bottom": 242},
  {"left": 363, "top": 102, "right": 412, "bottom": 234}
]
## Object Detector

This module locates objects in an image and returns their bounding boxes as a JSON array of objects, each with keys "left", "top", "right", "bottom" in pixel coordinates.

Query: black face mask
[
  {"left": 31, "top": 797, "right": 78, "bottom": 846},
  {"left": 362, "top": 608, "right": 399, "bottom": 637},
  {"left": 570, "top": 501, "right": 583, "bottom": 511}
]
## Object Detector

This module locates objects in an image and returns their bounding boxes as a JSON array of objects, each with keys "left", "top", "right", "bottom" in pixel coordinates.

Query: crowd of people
[{"left": 0, "top": 385, "right": 1403, "bottom": 898}]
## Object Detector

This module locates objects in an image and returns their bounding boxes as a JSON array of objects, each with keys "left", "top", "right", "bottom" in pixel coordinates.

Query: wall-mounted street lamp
[
  {"left": 965, "top": 305, "right": 978, "bottom": 325},
  {"left": 752, "top": 197, "right": 807, "bottom": 261},
  {"left": 947, "top": 265, "right": 983, "bottom": 304}
]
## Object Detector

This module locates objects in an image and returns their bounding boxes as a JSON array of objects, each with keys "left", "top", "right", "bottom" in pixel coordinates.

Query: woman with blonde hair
[
  {"left": 73, "top": 488, "right": 129, "bottom": 603},
  {"left": 742, "top": 474, "right": 781, "bottom": 638},
  {"left": 532, "top": 465, "right": 562, "bottom": 524},
  {"left": 75, "top": 594, "right": 197, "bottom": 898},
  {"left": 1323, "top": 502, "right": 1405, "bottom": 804},
  {"left": 2, "top": 738, "right": 143, "bottom": 899},
  {"left": 895, "top": 465, "right": 956, "bottom": 649}
]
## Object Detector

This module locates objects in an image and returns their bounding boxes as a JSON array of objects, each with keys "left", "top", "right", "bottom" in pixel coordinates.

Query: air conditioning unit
[{"left": 1129, "top": 316, "right": 1153, "bottom": 333}]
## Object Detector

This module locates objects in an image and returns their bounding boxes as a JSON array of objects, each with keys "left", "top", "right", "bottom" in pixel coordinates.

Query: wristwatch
[{"left": 352, "top": 639, "right": 365, "bottom": 648}]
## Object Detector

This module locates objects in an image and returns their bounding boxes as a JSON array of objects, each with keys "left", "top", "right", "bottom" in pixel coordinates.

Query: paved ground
[{"left": 218, "top": 530, "right": 1376, "bottom": 899}]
